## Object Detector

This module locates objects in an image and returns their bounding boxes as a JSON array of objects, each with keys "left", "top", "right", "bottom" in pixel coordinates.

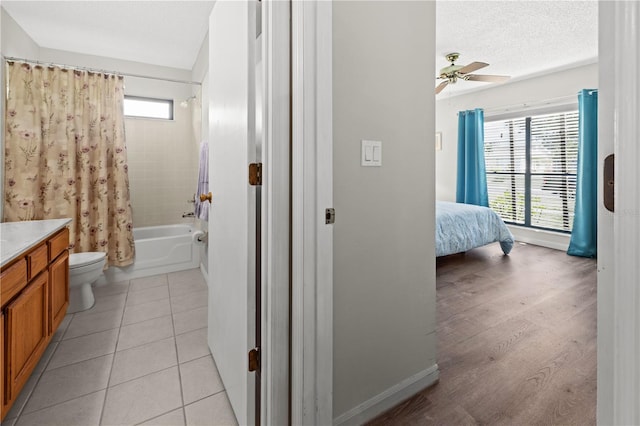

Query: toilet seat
[{"left": 70, "top": 252, "right": 106, "bottom": 269}]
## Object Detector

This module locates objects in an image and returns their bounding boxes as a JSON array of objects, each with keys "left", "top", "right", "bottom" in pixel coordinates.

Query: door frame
[
  {"left": 290, "top": 1, "right": 334, "bottom": 425},
  {"left": 597, "top": 1, "right": 640, "bottom": 424},
  {"left": 261, "top": 1, "right": 291, "bottom": 424},
  {"left": 209, "top": 2, "right": 333, "bottom": 424}
]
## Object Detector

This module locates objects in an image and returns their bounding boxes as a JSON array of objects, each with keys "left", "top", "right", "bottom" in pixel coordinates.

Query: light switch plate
[{"left": 361, "top": 140, "right": 382, "bottom": 166}]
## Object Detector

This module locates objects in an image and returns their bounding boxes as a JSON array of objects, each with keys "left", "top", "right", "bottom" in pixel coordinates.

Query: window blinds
[{"left": 484, "top": 111, "right": 579, "bottom": 232}]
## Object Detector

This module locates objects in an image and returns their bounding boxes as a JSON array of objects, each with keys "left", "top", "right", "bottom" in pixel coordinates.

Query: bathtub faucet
[{"left": 182, "top": 212, "right": 195, "bottom": 218}]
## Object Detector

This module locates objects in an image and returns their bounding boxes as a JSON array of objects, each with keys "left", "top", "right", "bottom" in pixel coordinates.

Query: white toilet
[{"left": 68, "top": 252, "right": 107, "bottom": 314}]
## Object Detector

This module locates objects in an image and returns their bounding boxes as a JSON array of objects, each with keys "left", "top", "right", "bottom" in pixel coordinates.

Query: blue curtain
[
  {"left": 456, "top": 109, "right": 489, "bottom": 207},
  {"left": 568, "top": 90, "right": 598, "bottom": 257}
]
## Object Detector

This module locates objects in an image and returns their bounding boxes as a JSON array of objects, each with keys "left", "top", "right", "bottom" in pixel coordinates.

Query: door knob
[{"left": 200, "top": 192, "right": 212, "bottom": 203}]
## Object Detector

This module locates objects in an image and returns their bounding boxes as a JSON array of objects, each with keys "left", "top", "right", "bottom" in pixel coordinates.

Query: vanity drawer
[
  {"left": 48, "top": 228, "right": 69, "bottom": 262},
  {"left": 27, "top": 244, "right": 48, "bottom": 280},
  {"left": 0, "top": 259, "right": 27, "bottom": 307}
]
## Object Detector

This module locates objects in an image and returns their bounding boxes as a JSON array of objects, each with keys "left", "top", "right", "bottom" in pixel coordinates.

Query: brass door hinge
[
  {"left": 249, "top": 163, "right": 262, "bottom": 186},
  {"left": 248, "top": 347, "right": 261, "bottom": 372}
]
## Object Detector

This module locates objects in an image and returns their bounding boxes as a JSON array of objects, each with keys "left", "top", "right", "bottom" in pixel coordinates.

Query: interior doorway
[{"left": 205, "top": 1, "right": 294, "bottom": 425}]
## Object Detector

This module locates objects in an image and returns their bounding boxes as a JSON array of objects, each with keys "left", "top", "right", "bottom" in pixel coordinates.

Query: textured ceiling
[
  {"left": 3, "top": 1, "right": 598, "bottom": 81},
  {"left": 2, "top": 1, "right": 215, "bottom": 70},
  {"left": 435, "top": 1, "right": 598, "bottom": 97}
]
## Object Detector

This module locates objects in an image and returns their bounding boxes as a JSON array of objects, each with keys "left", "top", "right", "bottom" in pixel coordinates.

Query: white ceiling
[
  {"left": 436, "top": 1, "right": 598, "bottom": 97},
  {"left": 2, "top": 1, "right": 215, "bottom": 70},
  {"left": 2, "top": 1, "right": 598, "bottom": 84}
]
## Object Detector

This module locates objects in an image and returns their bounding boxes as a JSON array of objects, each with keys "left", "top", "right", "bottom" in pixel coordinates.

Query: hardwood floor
[{"left": 368, "top": 242, "right": 597, "bottom": 426}]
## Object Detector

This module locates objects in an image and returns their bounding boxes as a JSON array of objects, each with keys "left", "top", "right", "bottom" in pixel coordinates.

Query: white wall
[
  {"left": 1, "top": 7, "right": 41, "bottom": 221},
  {"left": 435, "top": 63, "right": 598, "bottom": 202},
  {"left": 1, "top": 7, "right": 40, "bottom": 59},
  {"left": 332, "top": 2, "right": 438, "bottom": 422}
]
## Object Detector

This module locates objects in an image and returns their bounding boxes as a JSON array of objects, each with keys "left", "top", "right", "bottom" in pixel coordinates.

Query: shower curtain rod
[{"left": 3, "top": 56, "right": 202, "bottom": 86}]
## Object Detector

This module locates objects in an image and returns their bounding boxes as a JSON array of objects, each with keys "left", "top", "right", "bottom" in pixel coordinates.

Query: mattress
[{"left": 436, "top": 201, "right": 514, "bottom": 256}]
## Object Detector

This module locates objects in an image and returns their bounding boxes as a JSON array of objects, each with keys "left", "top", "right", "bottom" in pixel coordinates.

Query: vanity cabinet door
[
  {"left": 5, "top": 272, "right": 49, "bottom": 404},
  {"left": 49, "top": 251, "right": 69, "bottom": 334},
  {"left": 1, "top": 313, "right": 5, "bottom": 419}
]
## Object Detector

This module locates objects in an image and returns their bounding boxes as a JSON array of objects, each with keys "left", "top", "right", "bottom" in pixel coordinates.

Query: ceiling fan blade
[
  {"left": 465, "top": 74, "right": 511, "bottom": 83},
  {"left": 435, "top": 80, "right": 449, "bottom": 95},
  {"left": 457, "top": 61, "right": 489, "bottom": 75}
]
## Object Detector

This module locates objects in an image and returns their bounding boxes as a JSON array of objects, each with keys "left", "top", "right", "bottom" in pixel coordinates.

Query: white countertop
[{"left": 0, "top": 219, "right": 72, "bottom": 268}]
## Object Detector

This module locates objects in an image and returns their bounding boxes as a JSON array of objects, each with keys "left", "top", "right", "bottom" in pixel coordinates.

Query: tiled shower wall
[{"left": 125, "top": 89, "right": 201, "bottom": 228}]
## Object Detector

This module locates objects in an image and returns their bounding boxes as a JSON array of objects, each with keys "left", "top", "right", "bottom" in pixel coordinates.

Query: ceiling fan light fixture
[{"left": 435, "top": 53, "right": 510, "bottom": 95}]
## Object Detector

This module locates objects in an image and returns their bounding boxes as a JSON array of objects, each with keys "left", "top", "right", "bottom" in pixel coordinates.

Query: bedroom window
[
  {"left": 123, "top": 96, "right": 173, "bottom": 120},
  {"left": 484, "top": 111, "right": 579, "bottom": 233}
]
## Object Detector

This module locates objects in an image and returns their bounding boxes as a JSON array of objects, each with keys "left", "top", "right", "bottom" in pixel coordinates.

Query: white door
[
  {"left": 597, "top": 2, "right": 640, "bottom": 424},
  {"left": 207, "top": 2, "right": 257, "bottom": 425}
]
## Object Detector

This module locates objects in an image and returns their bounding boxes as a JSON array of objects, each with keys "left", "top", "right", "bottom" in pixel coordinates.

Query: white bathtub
[{"left": 97, "top": 224, "right": 201, "bottom": 284}]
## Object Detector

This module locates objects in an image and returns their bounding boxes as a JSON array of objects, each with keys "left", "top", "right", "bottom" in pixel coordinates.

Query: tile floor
[{"left": 3, "top": 268, "right": 238, "bottom": 426}]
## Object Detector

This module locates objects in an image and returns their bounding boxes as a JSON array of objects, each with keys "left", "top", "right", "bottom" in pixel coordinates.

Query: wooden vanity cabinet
[
  {"left": 5, "top": 271, "right": 49, "bottom": 403},
  {"left": 49, "top": 250, "right": 69, "bottom": 333},
  {"left": 1, "top": 313, "right": 4, "bottom": 417},
  {"left": 0, "top": 227, "right": 69, "bottom": 421}
]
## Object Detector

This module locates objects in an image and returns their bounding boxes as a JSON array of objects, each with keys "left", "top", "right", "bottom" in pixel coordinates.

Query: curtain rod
[
  {"left": 3, "top": 56, "right": 202, "bottom": 86},
  {"left": 482, "top": 94, "right": 580, "bottom": 116}
]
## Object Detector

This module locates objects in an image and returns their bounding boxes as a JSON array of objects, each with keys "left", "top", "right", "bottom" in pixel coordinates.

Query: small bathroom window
[{"left": 124, "top": 96, "right": 174, "bottom": 120}]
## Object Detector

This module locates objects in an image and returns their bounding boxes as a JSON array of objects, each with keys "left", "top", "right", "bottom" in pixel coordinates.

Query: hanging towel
[{"left": 194, "top": 140, "right": 209, "bottom": 221}]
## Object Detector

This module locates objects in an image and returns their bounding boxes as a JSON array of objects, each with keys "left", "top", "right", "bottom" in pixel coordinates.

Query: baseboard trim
[
  {"left": 333, "top": 363, "right": 440, "bottom": 426},
  {"left": 507, "top": 225, "right": 570, "bottom": 252},
  {"left": 199, "top": 262, "right": 208, "bottom": 285}
]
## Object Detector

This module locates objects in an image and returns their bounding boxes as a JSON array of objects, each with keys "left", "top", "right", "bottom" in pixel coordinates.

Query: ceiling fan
[{"left": 435, "top": 53, "right": 510, "bottom": 95}]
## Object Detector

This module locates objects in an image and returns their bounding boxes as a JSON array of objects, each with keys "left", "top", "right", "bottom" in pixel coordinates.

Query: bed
[{"left": 436, "top": 201, "right": 514, "bottom": 257}]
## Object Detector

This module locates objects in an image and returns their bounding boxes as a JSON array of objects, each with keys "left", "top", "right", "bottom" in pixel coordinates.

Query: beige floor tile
[
  {"left": 125, "top": 285, "right": 170, "bottom": 307},
  {"left": 173, "top": 306, "right": 208, "bottom": 335},
  {"left": 22, "top": 355, "right": 112, "bottom": 414},
  {"left": 139, "top": 408, "right": 185, "bottom": 426},
  {"left": 47, "top": 329, "right": 118, "bottom": 370},
  {"left": 179, "top": 355, "right": 224, "bottom": 405},
  {"left": 130, "top": 274, "right": 168, "bottom": 292},
  {"left": 168, "top": 268, "right": 205, "bottom": 286},
  {"left": 101, "top": 367, "right": 182, "bottom": 425},
  {"left": 75, "top": 292, "right": 126, "bottom": 317},
  {"left": 122, "top": 298, "right": 172, "bottom": 326},
  {"left": 168, "top": 269, "right": 207, "bottom": 297},
  {"left": 170, "top": 289, "right": 208, "bottom": 314},
  {"left": 63, "top": 309, "right": 122, "bottom": 340},
  {"left": 33, "top": 340, "right": 59, "bottom": 374},
  {"left": 51, "top": 313, "right": 73, "bottom": 342},
  {"left": 92, "top": 281, "right": 129, "bottom": 297},
  {"left": 2, "top": 416, "right": 17, "bottom": 426},
  {"left": 15, "top": 390, "right": 105, "bottom": 426},
  {"left": 116, "top": 315, "right": 174, "bottom": 351},
  {"left": 110, "top": 337, "right": 177, "bottom": 386},
  {"left": 3, "top": 373, "right": 40, "bottom": 420},
  {"left": 176, "top": 328, "right": 210, "bottom": 364},
  {"left": 184, "top": 392, "right": 238, "bottom": 426}
]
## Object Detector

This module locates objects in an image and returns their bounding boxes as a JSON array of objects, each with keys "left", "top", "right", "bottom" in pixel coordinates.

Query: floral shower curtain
[{"left": 4, "top": 61, "right": 135, "bottom": 266}]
